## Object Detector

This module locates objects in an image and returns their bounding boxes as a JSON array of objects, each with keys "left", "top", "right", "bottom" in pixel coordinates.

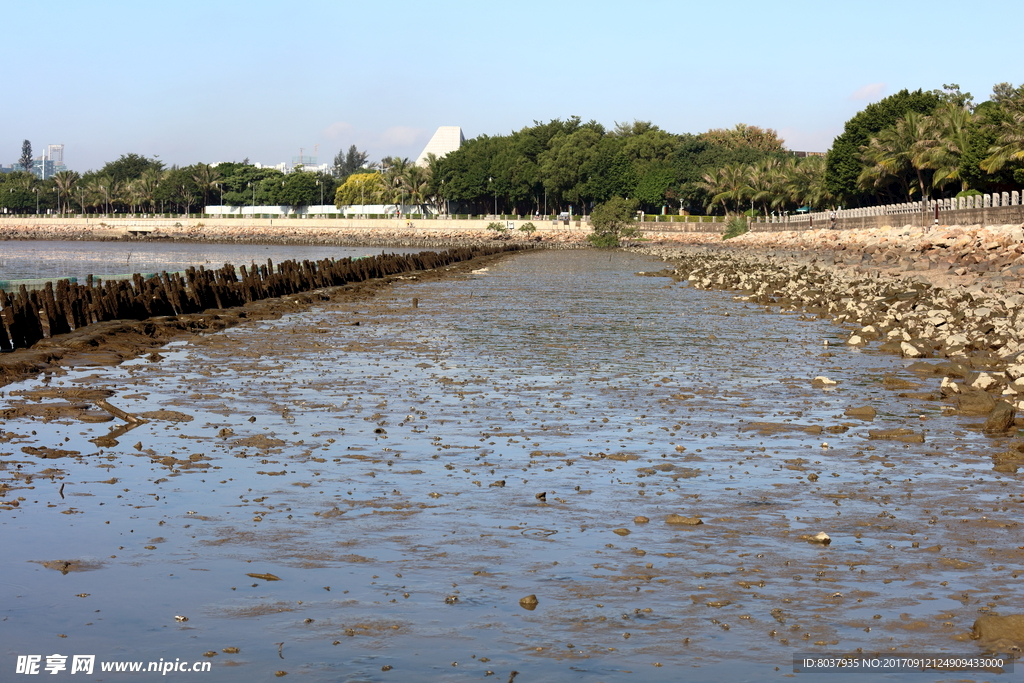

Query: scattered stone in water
[
  {"left": 812, "top": 376, "right": 837, "bottom": 386},
  {"left": 488, "top": 480, "right": 505, "bottom": 488},
  {"left": 519, "top": 594, "right": 539, "bottom": 610},
  {"left": 613, "top": 528, "right": 631, "bottom": 536},
  {"left": 634, "top": 516, "right": 649, "bottom": 524},
  {"left": 844, "top": 406, "right": 876, "bottom": 420},
  {"left": 984, "top": 401, "right": 1016, "bottom": 433},
  {"left": 867, "top": 428, "right": 924, "bottom": 443},
  {"left": 246, "top": 573, "right": 281, "bottom": 581},
  {"left": 535, "top": 492, "right": 546, "bottom": 502},
  {"left": 799, "top": 532, "right": 832, "bottom": 545},
  {"left": 222, "top": 647, "right": 239, "bottom": 654},
  {"left": 665, "top": 514, "right": 703, "bottom": 525}
]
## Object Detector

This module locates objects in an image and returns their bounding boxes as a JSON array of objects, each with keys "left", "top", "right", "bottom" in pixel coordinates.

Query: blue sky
[{"left": 4, "top": 0, "right": 1020, "bottom": 172}]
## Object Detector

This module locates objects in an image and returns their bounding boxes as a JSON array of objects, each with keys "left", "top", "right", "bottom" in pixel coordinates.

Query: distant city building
[
  {"left": 1, "top": 143, "right": 67, "bottom": 178},
  {"left": 415, "top": 126, "right": 464, "bottom": 166},
  {"left": 33, "top": 157, "right": 67, "bottom": 179},
  {"left": 47, "top": 144, "right": 64, "bottom": 165},
  {"left": 790, "top": 151, "right": 825, "bottom": 158},
  {"left": 245, "top": 160, "right": 332, "bottom": 174}
]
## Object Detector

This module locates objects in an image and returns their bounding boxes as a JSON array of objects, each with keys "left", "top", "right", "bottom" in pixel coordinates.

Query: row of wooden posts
[{"left": 0, "top": 245, "right": 528, "bottom": 351}]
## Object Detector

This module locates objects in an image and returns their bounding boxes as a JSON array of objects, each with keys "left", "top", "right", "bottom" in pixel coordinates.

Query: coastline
[{"left": 632, "top": 222, "right": 1024, "bottom": 429}]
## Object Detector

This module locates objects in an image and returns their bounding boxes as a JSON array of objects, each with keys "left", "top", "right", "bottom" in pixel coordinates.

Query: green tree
[
  {"left": 587, "top": 196, "right": 640, "bottom": 248},
  {"left": 980, "top": 91, "right": 1024, "bottom": 175},
  {"left": 700, "top": 124, "right": 785, "bottom": 152},
  {"left": 0, "top": 171, "right": 37, "bottom": 212},
  {"left": 783, "top": 155, "right": 831, "bottom": 210},
  {"left": 279, "top": 171, "right": 319, "bottom": 208},
  {"left": 333, "top": 145, "right": 370, "bottom": 179},
  {"left": 698, "top": 162, "right": 751, "bottom": 215},
  {"left": 825, "top": 89, "right": 941, "bottom": 205},
  {"left": 51, "top": 170, "right": 81, "bottom": 213},
  {"left": 334, "top": 172, "right": 385, "bottom": 206},
  {"left": 538, "top": 120, "right": 605, "bottom": 211},
  {"left": 857, "top": 111, "right": 936, "bottom": 201},
  {"left": 191, "top": 163, "right": 222, "bottom": 208},
  {"left": 100, "top": 153, "right": 164, "bottom": 183},
  {"left": 379, "top": 156, "right": 413, "bottom": 205},
  {"left": 19, "top": 140, "right": 33, "bottom": 173},
  {"left": 925, "top": 103, "right": 977, "bottom": 192}
]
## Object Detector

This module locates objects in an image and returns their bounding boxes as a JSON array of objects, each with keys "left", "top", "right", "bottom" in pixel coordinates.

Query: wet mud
[{"left": 1, "top": 249, "right": 1023, "bottom": 682}]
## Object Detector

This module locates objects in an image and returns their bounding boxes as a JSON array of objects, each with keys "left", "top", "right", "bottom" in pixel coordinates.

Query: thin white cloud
[
  {"left": 850, "top": 83, "right": 886, "bottom": 101},
  {"left": 323, "top": 121, "right": 354, "bottom": 140},
  {"left": 379, "top": 126, "right": 427, "bottom": 147}
]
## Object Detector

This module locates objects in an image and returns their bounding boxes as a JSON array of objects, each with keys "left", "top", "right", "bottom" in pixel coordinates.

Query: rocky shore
[{"left": 633, "top": 222, "right": 1024, "bottom": 439}]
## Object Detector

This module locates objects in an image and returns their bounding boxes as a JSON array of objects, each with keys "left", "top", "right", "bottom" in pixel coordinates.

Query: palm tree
[
  {"left": 136, "top": 168, "right": 163, "bottom": 213},
  {"left": 785, "top": 155, "right": 831, "bottom": 210},
  {"left": 746, "top": 158, "right": 782, "bottom": 216},
  {"left": 380, "top": 157, "right": 412, "bottom": 208},
  {"left": 698, "top": 162, "right": 751, "bottom": 215},
  {"left": 858, "top": 111, "right": 935, "bottom": 202},
  {"left": 83, "top": 175, "right": 119, "bottom": 214},
  {"left": 980, "top": 103, "right": 1024, "bottom": 173},
  {"left": 51, "top": 170, "right": 80, "bottom": 214},
  {"left": 924, "top": 103, "right": 977, "bottom": 192},
  {"left": 191, "top": 164, "right": 222, "bottom": 209},
  {"left": 402, "top": 164, "right": 433, "bottom": 213}
]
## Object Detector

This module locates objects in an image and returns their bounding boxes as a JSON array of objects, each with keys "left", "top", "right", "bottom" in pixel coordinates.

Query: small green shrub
[
  {"left": 722, "top": 217, "right": 749, "bottom": 240},
  {"left": 518, "top": 222, "right": 537, "bottom": 234},
  {"left": 486, "top": 221, "right": 508, "bottom": 233}
]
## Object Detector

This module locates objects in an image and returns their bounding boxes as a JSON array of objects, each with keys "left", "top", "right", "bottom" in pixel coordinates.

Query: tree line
[
  {"left": 4, "top": 81, "right": 1021, "bottom": 216},
  {"left": 0, "top": 153, "right": 346, "bottom": 215}
]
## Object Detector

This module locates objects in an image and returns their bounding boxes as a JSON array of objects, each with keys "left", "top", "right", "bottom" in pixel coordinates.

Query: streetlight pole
[
  {"left": 489, "top": 176, "right": 495, "bottom": 217},
  {"left": 34, "top": 187, "right": 39, "bottom": 215}
]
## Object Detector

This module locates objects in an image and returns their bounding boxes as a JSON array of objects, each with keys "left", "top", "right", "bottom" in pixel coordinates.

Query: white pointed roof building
[{"left": 415, "top": 126, "right": 464, "bottom": 166}]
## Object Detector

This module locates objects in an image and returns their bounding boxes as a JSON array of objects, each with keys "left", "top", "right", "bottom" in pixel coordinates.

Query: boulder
[
  {"left": 973, "top": 614, "right": 1024, "bottom": 643},
  {"left": 984, "top": 401, "right": 1017, "bottom": 433},
  {"left": 957, "top": 390, "right": 998, "bottom": 415},
  {"left": 665, "top": 514, "right": 703, "bottom": 525},
  {"left": 844, "top": 406, "right": 877, "bottom": 420}
]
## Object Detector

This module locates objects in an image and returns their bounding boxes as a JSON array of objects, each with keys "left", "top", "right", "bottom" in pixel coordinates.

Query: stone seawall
[{"left": 0, "top": 216, "right": 591, "bottom": 247}]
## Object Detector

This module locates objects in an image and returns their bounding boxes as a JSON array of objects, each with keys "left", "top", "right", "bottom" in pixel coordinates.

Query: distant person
[{"left": 829, "top": 210, "right": 837, "bottom": 230}]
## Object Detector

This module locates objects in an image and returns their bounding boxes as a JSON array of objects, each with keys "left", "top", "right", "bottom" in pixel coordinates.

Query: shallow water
[
  {"left": 0, "top": 241, "right": 421, "bottom": 281},
  {"left": 1, "top": 250, "right": 1020, "bottom": 682}
]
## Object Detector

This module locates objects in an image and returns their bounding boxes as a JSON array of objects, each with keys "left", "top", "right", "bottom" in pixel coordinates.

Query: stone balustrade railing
[{"left": 765, "top": 190, "right": 1022, "bottom": 225}]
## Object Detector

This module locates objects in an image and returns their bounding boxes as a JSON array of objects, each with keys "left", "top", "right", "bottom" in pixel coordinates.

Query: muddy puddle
[{"left": 1, "top": 250, "right": 1021, "bottom": 682}]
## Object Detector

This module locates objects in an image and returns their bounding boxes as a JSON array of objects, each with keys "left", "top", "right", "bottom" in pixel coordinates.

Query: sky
[{"left": 3, "top": 0, "right": 1021, "bottom": 173}]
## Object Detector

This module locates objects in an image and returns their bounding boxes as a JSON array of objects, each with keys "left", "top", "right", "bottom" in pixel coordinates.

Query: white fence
[{"left": 765, "top": 190, "right": 1022, "bottom": 224}]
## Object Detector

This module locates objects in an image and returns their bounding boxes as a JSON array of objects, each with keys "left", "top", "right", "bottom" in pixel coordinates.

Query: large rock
[
  {"left": 984, "top": 401, "right": 1017, "bottom": 433},
  {"left": 969, "top": 372, "right": 1003, "bottom": 392},
  {"left": 901, "top": 341, "right": 927, "bottom": 358},
  {"left": 957, "top": 390, "right": 997, "bottom": 415},
  {"left": 973, "top": 614, "right": 1024, "bottom": 643},
  {"left": 844, "top": 406, "right": 877, "bottom": 420}
]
